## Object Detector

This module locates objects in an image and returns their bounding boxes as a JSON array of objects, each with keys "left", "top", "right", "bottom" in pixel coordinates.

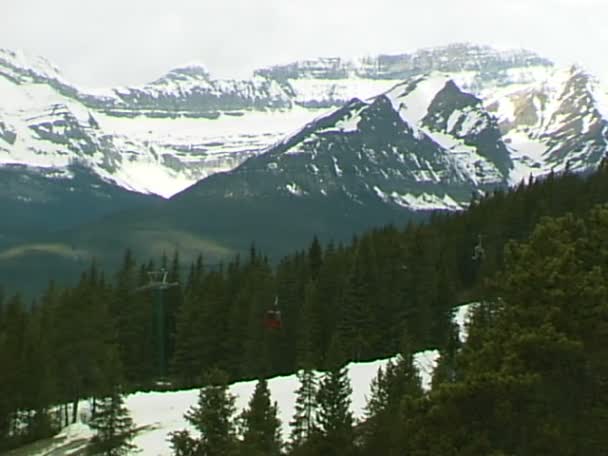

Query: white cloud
[{"left": 1, "top": 0, "right": 607, "bottom": 86}]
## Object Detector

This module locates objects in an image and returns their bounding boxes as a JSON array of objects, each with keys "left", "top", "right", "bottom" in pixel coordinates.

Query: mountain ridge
[{"left": 0, "top": 42, "right": 568, "bottom": 198}]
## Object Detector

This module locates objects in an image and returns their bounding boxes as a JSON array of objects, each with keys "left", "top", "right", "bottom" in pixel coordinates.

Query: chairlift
[
  {"left": 138, "top": 267, "right": 179, "bottom": 291},
  {"left": 264, "top": 296, "right": 282, "bottom": 330},
  {"left": 472, "top": 234, "right": 485, "bottom": 261}
]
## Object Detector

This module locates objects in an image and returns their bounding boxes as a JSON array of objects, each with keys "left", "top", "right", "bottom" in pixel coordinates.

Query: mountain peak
[
  {"left": 0, "top": 48, "right": 63, "bottom": 82},
  {"left": 157, "top": 62, "right": 212, "bottom": 82},
  {"left": 383, "top": 74, "right": 453, "bottom": 130}
]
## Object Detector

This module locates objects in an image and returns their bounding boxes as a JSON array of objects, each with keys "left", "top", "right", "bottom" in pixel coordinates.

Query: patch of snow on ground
[
  {"left": 505, "top": 130, "right": 549, "bottom": 185},
  {"left": 373, "top": 185, "right": 390, "bottom": 203},
  {"left": 581, "top": 113, "right": 596, "bottom": 135},
  {"left": 390, "top": 191, "right": 463, "bottom": 211},
  {"left": 453, "top": 302, "right": 479, "bottom": 342},
  {"left": 108, "top": 160, "right": 195, "bottom": 198},
  {"left": 413, "top": 350, "right": 441, "bottom": 390},
  {"left": 334, "top": 112, "right": 362, "bottom": 132},
  {"left": 286, "top": 182, "right": 305, "bottom": 196},
  {"left": 123, "top": 352, "right": 440, "bottom": 456},
  {"left": 447, "top": 109, "right": 462, "bottom": 132},
  {"left": 27, "top": 422, "right": 94, "bottom": 456},
  {"left": 332, "top": 156, "right": 343, "bottom": 177}
]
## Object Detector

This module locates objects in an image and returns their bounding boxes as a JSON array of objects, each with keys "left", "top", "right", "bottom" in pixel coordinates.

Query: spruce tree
[
  {"left": 289, "top": 367, "right": 318, "bottom": 450},
  {"left": 315, "top": 338, "right": 353, "bottom": 456},
  {"left": 431, "top": 319, "right": 462, "bottom": 389},
  {"left": 363, "top": 349, "right": 423, "bottom": 455},
  {"left": 20, "top": 305, "right": 58, "bottom": 441},
  {"left": 239, "top": 378, "right": 282, "bottom": 456},
  {"left": 88, "top": 386, "right": 137, "bottom": 456},
  {"left": 0, "top": 294, "right": 27, "bottom": 444},
  {"left": 169, "top": 368, "right": 238, "bottom": 456},
  {"left": 308, "top": 236, "right": 323, "bottom": 281}
]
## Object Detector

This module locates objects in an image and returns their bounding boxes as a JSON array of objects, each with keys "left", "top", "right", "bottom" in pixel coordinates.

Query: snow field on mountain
[
  {"left": 0, "top": 70, "right": 334, "bottom": 197},
  {"left": 453, "top": 302, "right": 477, "bottom": 342},
  {"left": 424, "top": 127, "right": 503, "bottom": 187},
  {"left": 505, "top": 133, "right": 549, "bottom": 185},
  {"left": 96, "top": 106, "right": 323, "bottom": 147},
  {"left": 384, "top": 74, "right": 451, "bottom": 131},
  {"left": 289, "top": 78, "right": 397, "bottom": 105},
  {"left": 373, "top": 185, "right": 463, "bottom": 211},
  {"left": 4, "top": 46, "right": 607, "bottom": 207}
]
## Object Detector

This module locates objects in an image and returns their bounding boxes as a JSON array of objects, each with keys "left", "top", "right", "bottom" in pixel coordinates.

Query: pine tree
[
  {"left": 308, "top": 236, "right": 323, "bottom": 281},
  {"left": 0, "top": 294, "right": 27, "bottom": 444},
  {"left": 315, "top": 338, "right": 354, "bottom": 456},
  {"left": 289, "top": 367, "right": 318, "bottom": 450},
  {"left": 338, "top": 237, "right": 378, "bottom": 362},
  {"left": 363, "top": 348, "right": 423, "bottom": 455},
  {"left": 20, "top": 304, "right": 58, "bottom": 441},
  {"left": 112, "top": 250, "right": 154, "bottom": 386},
  {"left": 431, "top": 319, "right": 462, "bottom": 389},
  {"left": 169, "top": 369, "right": 238, "bottom": 456},
  {"left": 166, "top": 250, "right": 183, "bottom": 371},
  {"left": 294, "top": 281, "right": 318, "bottom": 368},
  {"left": 239, "top": 378, "right": 282, "bottom": 456},
  {"left": 88, "top": 386, "right": 137, "bottom": 456}
]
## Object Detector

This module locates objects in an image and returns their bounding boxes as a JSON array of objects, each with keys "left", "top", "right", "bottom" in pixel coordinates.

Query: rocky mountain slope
[
  {"left": 485, "top": 65, "right": 608, "bottom": 182},
  {"left": 177, "top": 74, "right": 511, "bottom": 211},
  {"left": 3, "top": 43, "right": 593, "bottom": 200}
]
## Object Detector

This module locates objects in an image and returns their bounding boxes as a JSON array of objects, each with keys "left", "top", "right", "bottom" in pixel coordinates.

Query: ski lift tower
[{"left": 137, "top": 268, "right": 179, "bottom": 382}]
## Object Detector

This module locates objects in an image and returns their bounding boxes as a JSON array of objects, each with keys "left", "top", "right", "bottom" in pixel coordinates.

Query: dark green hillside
[{"left": 0, "top": 164, "right": 163, "bottom": 295}]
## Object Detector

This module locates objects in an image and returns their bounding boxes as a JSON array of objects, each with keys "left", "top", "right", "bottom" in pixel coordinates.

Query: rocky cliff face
[{"left": 486, "top": 65, "right": 608, "bottom": 182}]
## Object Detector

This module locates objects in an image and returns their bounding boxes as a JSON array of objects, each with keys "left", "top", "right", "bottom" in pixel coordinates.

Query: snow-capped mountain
[
  {"left": 255, "top": 43, "right": 555, "bottom": 107},
  {"left": 0, "top": 50, "right": 307, "bottom": 197},
  {"left": 84, "top": 64, "right": 293, "bottom": 117},
  {"left": 1, "top": 43, "right": 588, "bottom": 201},
  {"left": 486, "top": 65, "right": 608, "bottom": 183},
  {"left": 175, "top": 73, "right": 510, "bottom": 212}
]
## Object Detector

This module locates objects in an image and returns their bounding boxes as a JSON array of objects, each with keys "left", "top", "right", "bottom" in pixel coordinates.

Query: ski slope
[{"left": 23, "top": 303, "right": 475, "bottom": 456}]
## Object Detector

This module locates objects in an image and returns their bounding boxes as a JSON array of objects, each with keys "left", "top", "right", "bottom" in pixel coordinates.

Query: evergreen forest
[{"left": 2, "top": 165, "right": 608, "bottom": 454}]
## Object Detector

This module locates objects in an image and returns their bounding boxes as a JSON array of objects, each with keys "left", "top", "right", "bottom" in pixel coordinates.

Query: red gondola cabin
[{"left": 264, "top": 309, "right": 282, "bottom": 330}]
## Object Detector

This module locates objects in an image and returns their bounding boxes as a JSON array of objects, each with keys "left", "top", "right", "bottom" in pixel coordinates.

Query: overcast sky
[{"left": 2, "top": 0, "right": 607, "bottom": 87}]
